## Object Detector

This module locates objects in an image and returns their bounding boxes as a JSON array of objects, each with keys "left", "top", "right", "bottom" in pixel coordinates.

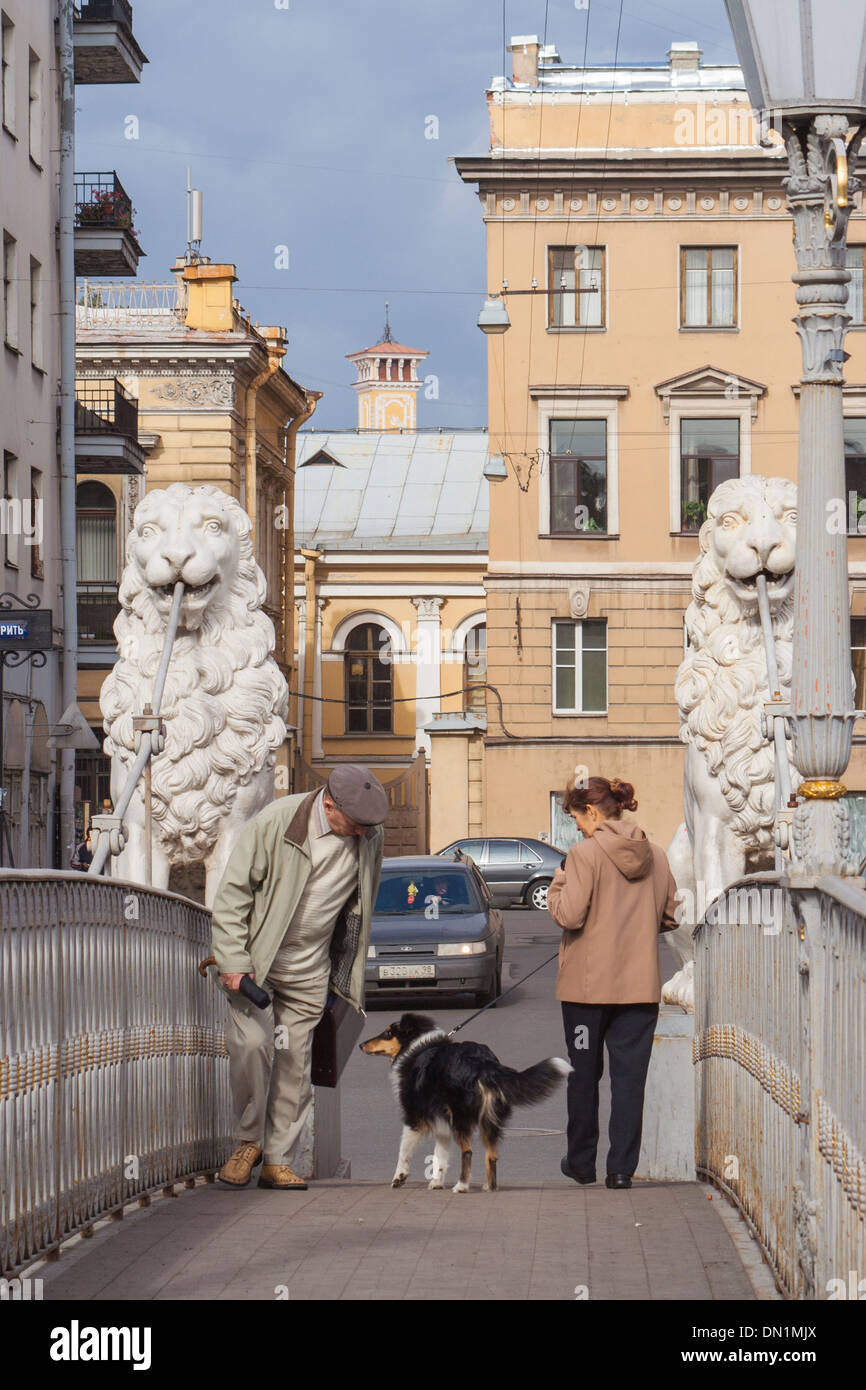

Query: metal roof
[{"left": 295, "top": 430, "right": 490, "bottom": 551}]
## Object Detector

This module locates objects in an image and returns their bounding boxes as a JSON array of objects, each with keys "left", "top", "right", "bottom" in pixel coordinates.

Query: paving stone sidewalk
[{"left": 35, "top": 1177, "right": 780, "bottom": 1302}]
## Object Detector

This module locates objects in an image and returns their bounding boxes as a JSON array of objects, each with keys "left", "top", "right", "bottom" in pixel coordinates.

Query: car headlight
[
  {"left": 437, "top": 941, "right": 488, "bottom": 957},
  {"left": 367, "top": 945, "right": 376, "bottom": 959}
]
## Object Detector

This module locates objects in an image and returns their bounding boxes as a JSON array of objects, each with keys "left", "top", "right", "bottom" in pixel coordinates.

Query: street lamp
[
  {"left": 478, "top": 295, "right": 511, "bottom": 334},
  {"left": 725, "top": 0, "right": 866, "bottom": 873},
  {"left": 483, "top": 453, "right": 508, "bottom": 481}
]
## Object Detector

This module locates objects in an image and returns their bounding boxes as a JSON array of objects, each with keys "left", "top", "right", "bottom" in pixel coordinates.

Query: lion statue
[
  {"left": 662, "top": 474, "right": 798, "bottom": 1010},
  {"left": 100, "top": 483, "right": 288, "bottom": 905}
]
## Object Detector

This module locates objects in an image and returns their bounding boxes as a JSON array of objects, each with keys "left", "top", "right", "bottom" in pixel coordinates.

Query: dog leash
[{"left": 446, "top": 950, "right": 560, "bottom": 1037}]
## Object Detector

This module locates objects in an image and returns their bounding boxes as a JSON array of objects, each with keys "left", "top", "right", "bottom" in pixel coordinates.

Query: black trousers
[{"left": 561, "top": 1001, "right": 659, "bottom": 1177}]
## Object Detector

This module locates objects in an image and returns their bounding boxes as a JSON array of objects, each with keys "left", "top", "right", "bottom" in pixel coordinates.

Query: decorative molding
[
  {"left": 530, "top": 383, "right": 630, "bottom": 400},
  {"left": 412, "top": 595, "right": 445, "bottom": 621},
  {"left": 568, "top": 583, "right": 590, "bottom": 618},
  {"left": 152, "top": 377, "right": 235, "bottom": 407}
]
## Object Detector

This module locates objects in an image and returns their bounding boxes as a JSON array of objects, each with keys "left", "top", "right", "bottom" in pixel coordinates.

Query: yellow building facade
[
  {"left": 454, "top": 38, "right": 866, "bottom": 853},
  {"left": 74, "top": 257, "right": 317, "bottom": 837},
  {"left": 293, "top": 329, "right": 490, "bottom": 852}
]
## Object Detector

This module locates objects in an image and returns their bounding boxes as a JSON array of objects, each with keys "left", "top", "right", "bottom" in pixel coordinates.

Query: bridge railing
[
  {"left": 0, "top": 872, "right": 231, "bottom": 1276},
  {"left": 694, "top": 873, "right": 866, "bottom": 1298}
]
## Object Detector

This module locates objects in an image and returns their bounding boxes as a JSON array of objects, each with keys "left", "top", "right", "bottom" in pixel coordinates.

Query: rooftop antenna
[
  {"left": 186, "top": 168, "right": 203, "bottom": 263},
  {"left": 382, "top": 299, "right": 392, "bottom": 343}
]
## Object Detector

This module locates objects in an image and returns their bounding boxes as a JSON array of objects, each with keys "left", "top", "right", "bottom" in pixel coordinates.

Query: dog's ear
[{"left": 396, "top": 1013, "right": 435, "bottom": 1040}]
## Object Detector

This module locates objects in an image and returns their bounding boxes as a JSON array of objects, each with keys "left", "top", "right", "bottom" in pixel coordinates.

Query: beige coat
[{"left": 547, "top": 820, "right": 679, "bottom": 1004}]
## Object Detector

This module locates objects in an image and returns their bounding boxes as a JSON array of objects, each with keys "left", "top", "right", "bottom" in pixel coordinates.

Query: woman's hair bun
[{"left": 610, "top": 778, "right": 638, "bottom": 812}]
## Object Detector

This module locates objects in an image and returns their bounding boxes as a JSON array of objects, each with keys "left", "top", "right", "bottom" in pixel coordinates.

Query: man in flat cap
[{"left": 211, "top": 766, "right": 388, "bottom": 1190}]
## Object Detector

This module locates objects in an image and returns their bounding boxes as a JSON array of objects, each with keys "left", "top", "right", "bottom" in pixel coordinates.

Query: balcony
[
  {"left": 77, "top": 582, "right": 120, "bottom": 648},
  {"left": 74, "top": 0, "right": 148, "bottom": 85},
  {"left": 75, "top": 379, "right": 146, "bottom": 475},
  {"left": 74, "top": 172, "right": 145, "bottom": 277}
]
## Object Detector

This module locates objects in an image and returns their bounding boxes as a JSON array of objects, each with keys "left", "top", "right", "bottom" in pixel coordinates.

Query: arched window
[
  {"left": 464, "top": 623, "right": 487, "bottom": 714},
  {"left": 344, "top": 622, "right": 393, "bottom": 733},
  {"left": 76, "top": 480, "right": 118, "bottom": 643}
]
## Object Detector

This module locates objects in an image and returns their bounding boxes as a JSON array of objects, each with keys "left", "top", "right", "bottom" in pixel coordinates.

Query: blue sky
[{"left": 76, "top": 0, "right": 737, "bottom": 429}]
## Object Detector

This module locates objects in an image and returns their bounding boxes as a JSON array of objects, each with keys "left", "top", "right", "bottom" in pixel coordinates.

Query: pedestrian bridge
[{"left": 1, "top": 868, "right": 864, "bottom": 1299}]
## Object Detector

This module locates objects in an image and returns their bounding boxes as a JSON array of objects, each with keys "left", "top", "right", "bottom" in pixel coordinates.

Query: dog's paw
[
  {"left": 391, "top": 1173, "right": 408, "bottom": 1188},
  {"left": 427, "top": 1178, "right": 444, "bottom": 1190},
  {"left": 451, "top": 1181, "right": 469, "bottom": 1194},
  {"left": 482, "top": 1182, "right": 497, "bottom": 1192}
]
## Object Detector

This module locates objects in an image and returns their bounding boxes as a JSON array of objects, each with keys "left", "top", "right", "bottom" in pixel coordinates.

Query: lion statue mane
[
  {"left": 101, "top": 482, "right": 288, "bottom": 904},
  {"left": 663, "top": 474, "right": 798, "bottom": 1010}
]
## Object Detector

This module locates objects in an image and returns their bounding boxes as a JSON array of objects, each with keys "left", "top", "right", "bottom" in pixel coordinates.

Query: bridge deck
[{"left": 33, "top": 1176, "right": 777, "bottom": 1302}]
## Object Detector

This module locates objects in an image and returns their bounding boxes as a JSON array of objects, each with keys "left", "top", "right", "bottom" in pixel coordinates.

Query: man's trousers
[
  {"left": 225, "top": 968, "right": 330, "bottom": 1166},
  {"left": 561, "top": 1000, "right": 659, "bottom": 1178}
]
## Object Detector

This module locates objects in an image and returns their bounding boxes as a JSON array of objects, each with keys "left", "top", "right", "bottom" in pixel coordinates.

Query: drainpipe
[
  {"left": 58, "top": 0, "right": 78, "bottom": 866},
  {"left": 300, "top": 549, "right": 322, "bottom": 765},
  {"left": 283, "top": 392, "right": 320, "bottom": 775},
  {"left": 242, "top": 334, "right": 285, "bottom": 548}
]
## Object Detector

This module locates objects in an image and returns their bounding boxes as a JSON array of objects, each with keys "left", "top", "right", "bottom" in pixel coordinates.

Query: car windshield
[{"left": 374, "top": 869, "right": 481, "bottom": 916}]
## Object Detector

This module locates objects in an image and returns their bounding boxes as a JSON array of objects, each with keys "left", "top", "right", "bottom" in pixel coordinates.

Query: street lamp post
[{"left": 726, "top": 0, "right": 866, "bottom": 874}]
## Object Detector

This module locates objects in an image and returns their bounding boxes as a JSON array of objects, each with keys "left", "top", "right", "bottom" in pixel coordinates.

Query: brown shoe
[
  {"left": 258, "top": 1163, "right": 308, "bottom": 1190},
  {"left": 218, "top": 1142, "right": 263, "bottom": 1188}
]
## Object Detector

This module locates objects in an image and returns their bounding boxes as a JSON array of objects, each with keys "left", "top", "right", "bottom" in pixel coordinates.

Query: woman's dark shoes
[
  {"left": 561, "top": 1157, "right": 596, "bottom": 1185},
  {"left": 605, "top": 1173, "right": 632, "bottom": 1189}
]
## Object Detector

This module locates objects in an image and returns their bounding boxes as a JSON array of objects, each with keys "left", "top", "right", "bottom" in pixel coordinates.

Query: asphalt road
[{"left": 343, "top": 906, "right": 680, "bottom": 1185}]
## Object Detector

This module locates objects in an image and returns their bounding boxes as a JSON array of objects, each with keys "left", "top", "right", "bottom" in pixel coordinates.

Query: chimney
[
  {"left": 181, "top": 262, "right": 238, "bottom": 332},
  {"left": 668, "top": 41, "right": 702, "bottom": 72},
  {"left": 508, "top": 34, "right": 540, "bottom": 87}
]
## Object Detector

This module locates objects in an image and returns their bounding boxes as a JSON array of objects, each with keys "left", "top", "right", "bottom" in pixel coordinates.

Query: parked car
[
  {"left": 436, "top": 837, "right": 569, "bottom": 911},
  {"left": 365, "top": 855, "right": 504, "bottom": 1006}
]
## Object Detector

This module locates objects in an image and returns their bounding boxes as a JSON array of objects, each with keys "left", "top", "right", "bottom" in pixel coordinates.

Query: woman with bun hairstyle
[{"left": 547, "top": 775, "right": 679, "bottom": 1190}]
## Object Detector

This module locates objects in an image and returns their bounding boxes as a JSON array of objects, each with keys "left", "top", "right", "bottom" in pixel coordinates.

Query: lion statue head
[
  {"left": 100, "top": 483, "right": 288, "bottom": 864},
  {"left": 675, "top": 474, "right": 798, "bottom": 851}
]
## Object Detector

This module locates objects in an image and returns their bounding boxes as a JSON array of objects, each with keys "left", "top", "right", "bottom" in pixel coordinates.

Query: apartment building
[
  {"left": 0, "top": 0, "right": 146, "bottom": 866},
  {"left": 453, "top": 37, "right": 866, "bottom": 853}
]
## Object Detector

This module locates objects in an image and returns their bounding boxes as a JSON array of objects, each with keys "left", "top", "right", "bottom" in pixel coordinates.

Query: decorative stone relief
[
  {"left": 153, "top": 377, "right": 235, "bottom": 407},
  {"left": 568, "top": 583, "right": 590, "bottom": 619}
]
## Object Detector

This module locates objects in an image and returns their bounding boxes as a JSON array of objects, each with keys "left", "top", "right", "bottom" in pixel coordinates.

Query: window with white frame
[
  {"left": 548, "top": 245, "right": 605, "bottom": 328},
  {"left": 552, "top": 619, "right": 607, "bottom": 713},
  {"left": 846, "top": 247, "right": 865, "bottom": 326},
  {"left": 549, "top": 418, "right": 608, "bottom": 534},
  {"left": 680, "top": 417, "right": 739, "bottom": 531},
  {"left": 853, "top": 618, "right": 866, "bottom": 709},
  {"left": 28, "top": 47, "right": 41, "bottom": 165},
  {"left": 29, "top": 255, "right": 41, "bottom": 368},
  {"left": 1, "top": 13, "right": 14, "bottom": 135},
  {"left": 3, "top": 229, "right": 17, "bottom": 349},
  {"left": 845, "top": 418, "right": 866, "bottom": 533},
  {"left": 680, "top": 246, "right": 737, "bottom": 328},
  {"left": 3, "top": 450, "right": 20, "bottom": 569}
]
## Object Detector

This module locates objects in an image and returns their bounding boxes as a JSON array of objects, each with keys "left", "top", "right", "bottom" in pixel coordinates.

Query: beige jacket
[{"left": 547, "top": 820, "right": 679, "bottom": 1004}]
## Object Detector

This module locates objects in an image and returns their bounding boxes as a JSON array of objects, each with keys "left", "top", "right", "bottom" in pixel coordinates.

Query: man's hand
[{"left": 220, "top": 972, "right": 251, "bottom": 992}]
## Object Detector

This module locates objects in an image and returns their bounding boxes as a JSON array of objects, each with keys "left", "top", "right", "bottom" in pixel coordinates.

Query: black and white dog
[{"left": 360, "top": 1013, "right": 571, "bottom": 1192}]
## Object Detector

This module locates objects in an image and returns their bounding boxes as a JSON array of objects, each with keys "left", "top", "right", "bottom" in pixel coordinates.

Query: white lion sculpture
[
  {"left": 663, "top": 474, "right": 798, "bottom": 1010},
  {"left": 101, "top": 482, "right": 288, "bottom": 905}
]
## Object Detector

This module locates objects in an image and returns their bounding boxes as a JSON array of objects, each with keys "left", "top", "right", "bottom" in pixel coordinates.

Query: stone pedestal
[{"left": 636, "top": 1005, "right": 696, "bottom": 1182}]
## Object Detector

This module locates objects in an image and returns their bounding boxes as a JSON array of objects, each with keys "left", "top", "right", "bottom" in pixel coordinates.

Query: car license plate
[{"left": 379, "top": 963, "right": 436, "bottom": 980}]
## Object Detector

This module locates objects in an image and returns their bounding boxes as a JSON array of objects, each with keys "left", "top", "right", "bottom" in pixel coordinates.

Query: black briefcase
[{"left": 311, "top": 993, "right": 365, "bottom": 1087}]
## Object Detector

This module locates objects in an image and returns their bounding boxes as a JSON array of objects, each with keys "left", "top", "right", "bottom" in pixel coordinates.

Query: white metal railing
[
  {"left": 75, "top": 280, "right": 184, "bottom": 329},
  {"left": 694, "top": 872, "right": 866, "bottom": 1298},
  {"left": 0, "top": 871, "right": 231, "bottom": 1276}
]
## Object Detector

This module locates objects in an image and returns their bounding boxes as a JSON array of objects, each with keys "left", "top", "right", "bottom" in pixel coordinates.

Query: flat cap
[{"left": 325, "top": 765, "right": 389, "bottom": 826}]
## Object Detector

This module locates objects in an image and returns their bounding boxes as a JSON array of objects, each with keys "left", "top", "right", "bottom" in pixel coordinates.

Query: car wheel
[
  {"left": 527, "top": 879, "right": 552, "bottom": 912},
  {"left": 475, "top": 959, "right": 502, "bottom": 1008}
]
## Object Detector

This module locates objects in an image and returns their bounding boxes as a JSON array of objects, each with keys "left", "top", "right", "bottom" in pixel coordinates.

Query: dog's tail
[{"left": 496, "top": 1056, "right": 571, "bottom": 1108}]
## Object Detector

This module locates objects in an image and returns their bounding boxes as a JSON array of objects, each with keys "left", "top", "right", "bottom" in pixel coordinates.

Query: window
[
  {"left": 853, "top": 619, "right": 866, "bottom": 708},
  {"left": 27, "top": 48, "right": 40, "bottom": 164},
  {"left": 30, "top": 467, "right": 42, "bottom": 579},
  {"left": 486, "top": 840, "right": 522, "bottom": 865},
  {"left": 453, "top": 838, "right": 485, "bottom": 861},
  {"left": 679, "top": 418, "right": 739, "bottom": 531},
  {"left": 845, "top": 419, "right": 866, "bottom": 533},
  {"left": 29, "top": 256, "right": 41, "bottom": 368},
  {"left": 553, "top": 619, "right": 607, "bottom": 714},
  {"left": 464, "top": 623, "right": 486, "bottom": 713},
  {"left": 548, "top": 245, "right": 604, "bottom": 328},
  {"left": 549, "top": 419, "right": 607, "bottom": 534},
  {"left": 3, "top": 450, "right": 19, "bottom": 569},
  {"left": 681, "top": 246, "right": 737, "bottom": 328},
  {"left": 3, "top": 230, "right": 17, "bottom": 349},
  {"left": 846, "top": 247, "right": 865, "bottom": 325},
  {"left": 1, "top": 14, "right": 14, "bottom": 135},
  {"left": 344, "top": 622, "right": 393, "bottom": 733},
  {"left": 76, "top": 481, "right": 118, "bottom": 642}
]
